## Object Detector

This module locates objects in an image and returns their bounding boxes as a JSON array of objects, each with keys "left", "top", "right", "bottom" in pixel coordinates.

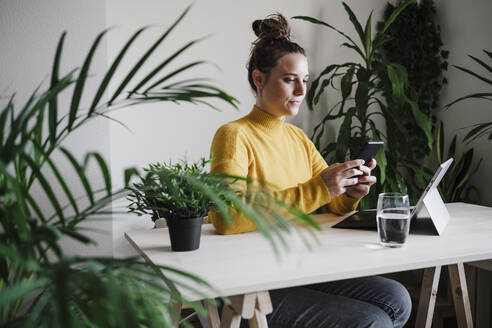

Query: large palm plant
[
  {"left": 0, "top": 6, "right": 319, "bottom": 327},
  {"left": 293, "top": 0, "right": 434, "bottom": 207}
]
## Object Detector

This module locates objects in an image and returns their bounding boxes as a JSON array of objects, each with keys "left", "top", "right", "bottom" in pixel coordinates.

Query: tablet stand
[{"left": 415, "top": 187, "right": 450, "bottom": 235}]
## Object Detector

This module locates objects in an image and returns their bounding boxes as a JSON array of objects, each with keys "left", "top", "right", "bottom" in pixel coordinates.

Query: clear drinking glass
[{"left": 377, "top": 193, "right": 410, "bottom": 248}]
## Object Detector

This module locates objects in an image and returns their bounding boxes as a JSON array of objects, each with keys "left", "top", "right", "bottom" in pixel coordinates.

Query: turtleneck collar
[{"left": 246, "top": 105, "right": 285, "bottom": 132}]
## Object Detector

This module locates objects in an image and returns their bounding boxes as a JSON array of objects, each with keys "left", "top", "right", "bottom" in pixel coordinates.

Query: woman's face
[{"left": 254, "top": 53, "right": 309, "bottom": 118}]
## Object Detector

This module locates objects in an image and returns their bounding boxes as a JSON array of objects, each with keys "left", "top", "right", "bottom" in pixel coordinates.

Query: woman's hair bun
[
  {"left": 252, "top": 13, "right": 291, "bottom": 41},
  {"left": 247, "top": 13, "right": 305, "bottom": 93}
]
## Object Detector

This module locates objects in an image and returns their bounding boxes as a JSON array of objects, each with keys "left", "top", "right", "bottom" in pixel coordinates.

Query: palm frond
[
  {"left": 88, "top": 26, "right": 149, "bottom": 115},
  {"left": 68, "top": 29, "right": 110, "bottom": 131},
  {"left": 109, "top": 5, "right": 192, "bottom": 104},
  {"left": 129, "top": 36, "right": 208, "bottom": 96},
  {"left": 292, "top": 15, "right": 362, "bottom": 59},
  {"left": 453, "top": 64, "right": 492, "bottom": 85},
  {"left": 83, "top": 152, "right": 112, "bottom": 197},
  {"left": 48, "top": 31, "right": 67, "bottom": 146},
  {"left": 445, "top": 49, "right": 492, "bottom": 143},
  {"left": 182, "top": 173, "right": 321, "bottom": 255}
]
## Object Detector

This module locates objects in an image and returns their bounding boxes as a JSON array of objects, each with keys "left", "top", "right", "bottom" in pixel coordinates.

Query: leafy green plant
[
  {"left": 128, "top": 158, "right": 221, "bottom": 221},
  {"left": 408, "top": 120, "right": 481, "bottom": 203},
  {"left": 128, "top": 157, "right": 321, "bottom": 252},
  {"left": 293, "top": 0, "right": 433, "bottom": 207},
  {"left": 378, "top": 0, "right": 448, "bottom": 159},
  {"left": 435, "top": 121, "right": 482, "bottom": 202},
  {"left": 0, "top": 6, "right": 321, "bottom": 327},
  {"left": 445, "top": 49, "right": 492, "bottom": 143}
]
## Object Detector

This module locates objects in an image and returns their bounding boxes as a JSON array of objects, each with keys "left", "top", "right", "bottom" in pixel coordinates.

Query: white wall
[{"left": 0, "top": 0, "right": 112, "bottom": 256}]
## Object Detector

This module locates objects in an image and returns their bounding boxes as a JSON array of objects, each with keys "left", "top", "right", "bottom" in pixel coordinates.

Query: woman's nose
[{"left": 294, "top": 81, "right": 306, "bottom": 96}]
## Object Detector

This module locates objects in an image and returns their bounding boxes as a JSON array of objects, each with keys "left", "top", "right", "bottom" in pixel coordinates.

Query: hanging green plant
[
  {"left": 376, "top": 0, "right": 448, "bottom": 193},
  {"left": 378, "top": 0, "right": 448, "bottom": 117}
]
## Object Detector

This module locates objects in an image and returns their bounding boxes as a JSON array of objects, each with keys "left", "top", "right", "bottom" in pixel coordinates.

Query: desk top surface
[{"left": 125, "top": 202, "right": 492, "bottom": 301}]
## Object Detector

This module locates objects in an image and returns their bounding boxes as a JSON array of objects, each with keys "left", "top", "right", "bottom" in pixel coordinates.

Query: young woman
[{"left": 209, "top": 14, "right": 411, "bottom": 328}]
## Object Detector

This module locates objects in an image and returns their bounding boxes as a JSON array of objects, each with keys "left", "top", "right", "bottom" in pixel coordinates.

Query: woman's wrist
[{"left": 344, "top": 190, "right": 360, "bottom": 200}]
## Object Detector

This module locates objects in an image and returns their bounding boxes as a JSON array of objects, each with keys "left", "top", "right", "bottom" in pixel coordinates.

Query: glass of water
[{"left": 377, "top": 193, "right": 410, "bottom": 248}]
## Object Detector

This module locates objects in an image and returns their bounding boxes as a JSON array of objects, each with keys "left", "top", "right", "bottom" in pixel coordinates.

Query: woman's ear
[{"left": 252, "top": 69, "right": 265, "bottom": 91}]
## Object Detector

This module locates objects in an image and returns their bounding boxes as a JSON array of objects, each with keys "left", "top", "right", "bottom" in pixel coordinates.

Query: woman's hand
[
  {"left": 320, "top": 160, "right": 365, "bottom": 199},
  {"left": 345, "top": 158, "right": 377, "bottom": 199}
]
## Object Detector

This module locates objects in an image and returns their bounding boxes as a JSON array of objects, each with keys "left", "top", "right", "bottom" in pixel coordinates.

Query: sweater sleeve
[
  {"left": 208, "top": 125, "right": 333, "bottom": 235},
  {"left": 208, "top": 125, "right": 256, "bottom": 234},
  {"left": 327, "top": 193, "right": 360, "bottom": 214}
]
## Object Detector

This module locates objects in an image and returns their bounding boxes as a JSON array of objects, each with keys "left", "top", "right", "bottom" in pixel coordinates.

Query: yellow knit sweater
[{"left": 209, "top": 105, "right": 360, "bottom": 234}]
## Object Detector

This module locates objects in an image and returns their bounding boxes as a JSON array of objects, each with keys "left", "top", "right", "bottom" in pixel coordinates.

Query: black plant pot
[{"left": 165, "top": 217, "right": 203, "bottom": 251}]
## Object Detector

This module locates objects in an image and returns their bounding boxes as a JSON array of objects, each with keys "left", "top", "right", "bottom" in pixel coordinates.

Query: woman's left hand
[{"left": 345, "top": 158, "right": 377, "bottom": 199}]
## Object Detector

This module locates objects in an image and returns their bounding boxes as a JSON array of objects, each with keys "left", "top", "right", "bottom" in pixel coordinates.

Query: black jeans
[{"left": 221, "top": 276, "right": 412, "bottom": 328}]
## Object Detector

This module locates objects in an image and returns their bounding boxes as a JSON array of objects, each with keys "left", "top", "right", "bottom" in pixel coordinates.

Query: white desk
[{"left": 125, "top": 203, "right": 492, "bottom": 328}]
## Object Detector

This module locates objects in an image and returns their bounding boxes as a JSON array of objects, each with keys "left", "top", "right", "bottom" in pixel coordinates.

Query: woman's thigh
[
  {"left": 255, "top": 285, "right": 394, "bottom": 328},
  {"left": 305, "top": 276, "right": 412, "bottom": 328}
]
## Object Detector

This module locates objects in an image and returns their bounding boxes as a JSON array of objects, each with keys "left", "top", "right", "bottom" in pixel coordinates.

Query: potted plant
[{"left": 128, "top": 158, "right": 220, "bottom": 251}]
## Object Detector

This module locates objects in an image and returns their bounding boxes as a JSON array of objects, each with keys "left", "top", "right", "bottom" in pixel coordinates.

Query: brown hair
[{"left": 247, "top": 13, "right": 306, "bottom": 93}]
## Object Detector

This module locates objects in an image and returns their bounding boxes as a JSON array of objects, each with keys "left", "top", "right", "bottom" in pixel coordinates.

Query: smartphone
[{"left": 352, "top": 141, "right": 384, "bottom": 164}]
